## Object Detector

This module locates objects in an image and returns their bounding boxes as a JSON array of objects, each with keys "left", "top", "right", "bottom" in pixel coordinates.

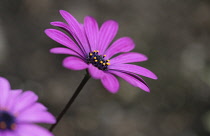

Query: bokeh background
[{"left": 1, "top": 0, "right": 210, "bottom": 136}]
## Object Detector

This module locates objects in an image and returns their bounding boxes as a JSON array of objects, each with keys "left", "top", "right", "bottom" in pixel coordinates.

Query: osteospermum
[
  {"left": 45, "top": 10, "right": 157, "bottom": 93},
  {"left": 0, "top": 77, "right": 56, "bottom": 136}
]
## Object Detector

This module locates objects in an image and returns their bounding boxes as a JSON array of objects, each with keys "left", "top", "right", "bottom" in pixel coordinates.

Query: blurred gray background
[{"left": 1, "top": 0, "right": 210, "bottom": 136}]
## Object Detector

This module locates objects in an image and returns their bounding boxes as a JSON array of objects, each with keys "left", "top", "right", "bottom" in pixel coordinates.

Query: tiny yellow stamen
[
  {"left": 93, "top": 57, "right": 97, "bottom": 59},
  {"left": 106, "top": 63, "right": 111, "bottom": 65},
  {"left": 103, "top": 55, "right": 106, "bottom": 57},
  {"left": 0, "top": 121, "right": 7, "bottom": 129},
  {"left": 100, "top": 61, "right": 103, "bottom": 63},
  {"left": 106, "top": 60, "right": 110, "bottom": 62},
  {"left": 103, "top": 63, "right": 106, "bottom": 66},
  {"left": 11, "top": 123, "right": 16, "bottom": 130},
  {"left": 96, "top": 50, "right": 99, "bottom": 52},
  {"left": 89, "top": 53, "right": 93, "bottom": 56},
  {"left": 94, "top": 60, "right": 98, "bottom": 62},
  {"left": 93, "top": 50, "right": 96, "bottom": 52}
]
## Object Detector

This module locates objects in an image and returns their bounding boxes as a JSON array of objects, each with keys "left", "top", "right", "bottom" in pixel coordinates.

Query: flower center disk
[
  {"left": 0, "top": 111, "right": 16, "bottom": 131},
  {"left": 87, "top": 50, "right": 110, "bottom": 71}
]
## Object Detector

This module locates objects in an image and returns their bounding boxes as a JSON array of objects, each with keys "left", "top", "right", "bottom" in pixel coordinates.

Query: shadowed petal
[
  {"left": 63, "top": 56, "right": 88, "bottom": 70},
  {"left": 101, "top": 73, "right": 119, "bottom": 93},
  {"left": 88, "top": 64, "right": 104, "bottom": 79},
  {"left": 109, "top": 70, "right": 150, "bottom": 92},
  {"left": 0, "top": 77, "right": 10, "bottom": 108},
  {"left": 104, "top": 37, "right": 135, "bottom": 59},
  {"left": 109, "top": 64, "right": 158, "bottom": 79},
  {"left": 59, "top": 10, "right": 90, "bottom": 54},
  {"left": 98, "top": 20, "right": 118, "bottom": 54},
  {"left": 45, "top": 29, "right": 85, "bottom": 58},
  {"left": 17, "top": 124, "right": 53, "bottom": 136},
  {"left": 84, "top": 16, "right": 99, "bottom": 51},
  {"left": 50, "top": 21, "right": 71, "bottom": 34},
  {"left": 110, "top": 52, "right": 148, "bottom": 64}
]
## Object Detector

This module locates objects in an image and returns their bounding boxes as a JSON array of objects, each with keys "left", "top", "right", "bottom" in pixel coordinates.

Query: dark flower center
[
  {"left": 0, "top": 110, "right": 16, "bottom": 131},
  {"left": 87, "top": 50, "right": 110, "bottom": 71}
]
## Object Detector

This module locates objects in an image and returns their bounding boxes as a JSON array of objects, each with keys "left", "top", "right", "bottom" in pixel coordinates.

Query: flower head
[
  {"left": 45, "top": 10, "right": 157, "bottom": 93},
  {"left": 0, "top": 77, "right": 56, "bottom": 136}
]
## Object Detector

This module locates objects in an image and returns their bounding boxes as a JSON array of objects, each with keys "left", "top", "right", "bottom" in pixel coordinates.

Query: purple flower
[
  {"left": 45, "top": 10, "right": 157, "bottom": 93},
  {"left": 0, "top": 77, "right": 56, "bottom": 136}
]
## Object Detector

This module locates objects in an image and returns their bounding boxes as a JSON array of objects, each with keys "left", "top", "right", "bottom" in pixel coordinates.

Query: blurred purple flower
[
  {"left": 0, "top": 77, "right": 56, "bottom": 136},
  {"left": 45, "top": 10, "right": 157, "bottom": 93}
]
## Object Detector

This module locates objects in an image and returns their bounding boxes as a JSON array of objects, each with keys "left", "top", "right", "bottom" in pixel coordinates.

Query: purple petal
[
  {"left": 17, "top": 103, "right": 56, "bottom": 124},
  {"left": 59, "top": 10, "right": 90, "bottom": 54},
  {"left": 0, "top": 131, "right": 14, "bottom": 136},
  {"left": 50, "top": 47, "right": 79, "bottom": 56},
  {"left": 84, "top": 16, "right": 99, "bottom": 51},
  {"left": 101, "top": 73, "right": 119, "bottom": 93},
  {"left": 110, "top": 52, "right": 148, "bottom": 64},
  {"left": 51, "top": 21, "right": 87, "bottom": 54},
  {"left": 63, "top": 56, "right": 88, "bottom": 70},
  {"left": 50, "top": 21, "right": 71, "bottom": 34},
  {"left": 109, "top": 64, "right": 158, "bottom": 79},
  {"left": 12, "top": 91, "right": 38, "bottom": 113},
  {"left": 16, "top": 124, "right": 53, "bottom": 136},
  {"left": 45, "top": 29, "right": 85, "bottom": 58},
  {"left": 98, "top": 20, "right": 118, "bottom": 54},
  {"left": 6, "top": 89, "right": 22, "bottom": 110},
  {"left": 104, "top": 37, "right": 135, "bottom": 59},
  {"left": 88, "top": 64, "right": 104, "bottom": 79},
  {"left": 0, "top": 77, "right": 10, "bottom": 108},
  {"left": 109, "top": 70, "right": 150, "bottom": 92}
]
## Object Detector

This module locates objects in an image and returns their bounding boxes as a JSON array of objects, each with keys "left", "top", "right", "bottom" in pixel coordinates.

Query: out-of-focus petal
[
  {"left": 16, "top": 124, "right": 53, "bottom": 136},
  {"left": 63, "top": 56, "right": 88, "bottom": 70},
  {"left": 101, "top": 73, "right": 119, "bottom": 93},
  {"left": 0, "top": 77, "right": 10, "bottom": 108},
  {"left": 104, "top": 37, "right": 135, "bottom": 59},
  {"left": 109, "top": 64, "right": 158, "bottom": 79},
  {"left": 11, "top": 91, "right": 38, "bottom": 113},
  {"left": 17, "top": 103, "right": 55, "bottom": 124},
  {"left": 110, "top": 52, "right": 148, "bottom": 64},
  {"left": 98, "top": 20, "right": 118, "bottom": 54}
]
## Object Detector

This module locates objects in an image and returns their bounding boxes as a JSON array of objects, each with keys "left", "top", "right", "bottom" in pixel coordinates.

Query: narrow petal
[
  {"left": 50, "top": 47, "right": 79, "bottom": 56},
  {"left": 110, "top": 52, "right": 148, "bottom": 64},
  {"left": 0, "top": 77, "right": 10, "bottom": 108},
  {"left": 104, "top": 37, "right": 135, "bottom": 59},
  {"left": 51, "top": 21, "right": 87, "bottom": 55},
  {"left": 98, "top": 20, "right": 118, "bottom": 54},
  {"left": 45, "top": 29, "right": 85, "bottom": 58},
  {"left": 88, "top": 64, "right": 104, "bottom": 79},
  {"left": 50, "top": 21, "right": 72, "bottom": 34},
  {"left": 63, "top": 56, "right": 88, "bottom": 70},
  {"left": 59, "top": 10, "right": 90, "bottom": 54},
  {"left": 16, "top": 124, "right": 53, "bottom": 136},
  {"left": 101, "top": 73, "right": 119, "bottom": 93},
  {"left": 109, "top": 64, "right": 158, "bottom": 79},
  {"left": 109, "top": 70, "right": 150, "bottom": 92},
  {"left": 84, "top": 16, "right": 99, "bottom": 51}
]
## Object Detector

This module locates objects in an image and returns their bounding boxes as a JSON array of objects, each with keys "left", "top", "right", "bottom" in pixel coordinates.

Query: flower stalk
[{"left": 49, "top": 72, "right": 91, "bottom": 132}]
